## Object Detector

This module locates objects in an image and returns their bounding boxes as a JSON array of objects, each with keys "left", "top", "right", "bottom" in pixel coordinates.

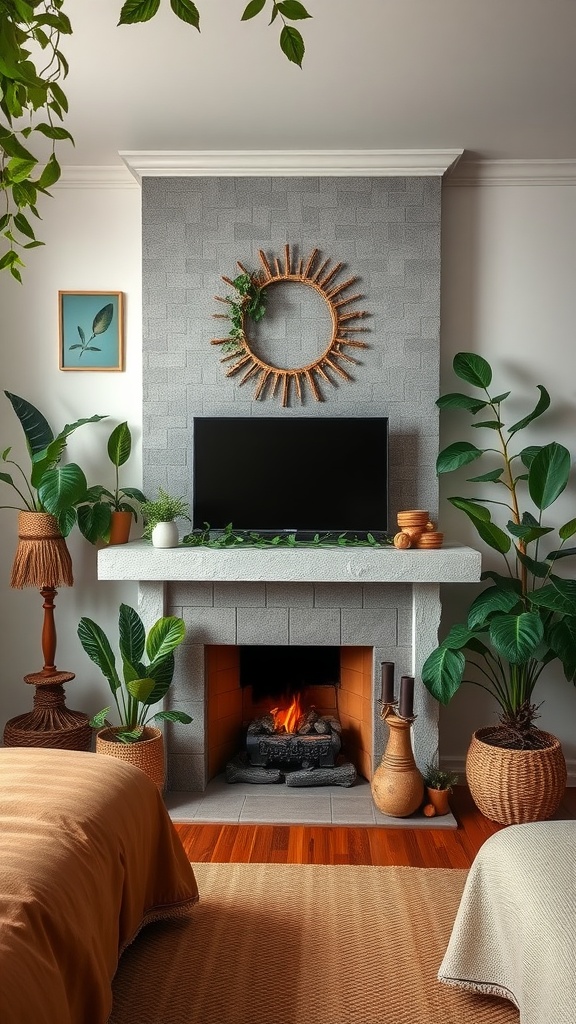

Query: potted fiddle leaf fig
[
  {"left": 77, "top": 603, "right": 192, "bottom": 790},
  {"left": 77, "top": 421, "right": 147, "bottom": 544},
  {"left": 422, "top": 352, "right": 573, "bottom": 824}
]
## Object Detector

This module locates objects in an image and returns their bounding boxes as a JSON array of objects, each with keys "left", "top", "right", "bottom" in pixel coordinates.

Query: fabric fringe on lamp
[
  {"left": 4, "top": 510, "right": 91, "bottom": 752},
  {"left": 10, "top": 511, "right": 73, "bottom": 589}
]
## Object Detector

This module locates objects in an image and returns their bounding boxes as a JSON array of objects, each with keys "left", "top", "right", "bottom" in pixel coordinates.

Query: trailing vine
[
  {"left": 0, "top": 1, "right": 312, "bottom": 281},
  {"left": 183, "top": 523, "right": 394, "bottom": 549}
]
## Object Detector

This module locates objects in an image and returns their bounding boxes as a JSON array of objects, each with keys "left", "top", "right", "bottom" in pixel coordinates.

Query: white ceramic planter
[{"left": 151, "top": 521, "right": 179, "bottom": 548}]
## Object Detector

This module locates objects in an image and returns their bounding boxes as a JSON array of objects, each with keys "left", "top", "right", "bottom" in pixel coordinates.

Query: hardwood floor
[{"left": 174, "top": 785, "right": 576, "bottom": 868}]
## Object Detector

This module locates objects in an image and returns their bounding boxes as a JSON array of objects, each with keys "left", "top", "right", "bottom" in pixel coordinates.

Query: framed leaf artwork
[{"left": 58, "top": 291, "right": 124, "bottom": 371}]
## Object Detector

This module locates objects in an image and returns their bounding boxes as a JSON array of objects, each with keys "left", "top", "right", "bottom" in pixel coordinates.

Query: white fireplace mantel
[{"left": 97, "top": 541, "right": 481, "bottom": 585}]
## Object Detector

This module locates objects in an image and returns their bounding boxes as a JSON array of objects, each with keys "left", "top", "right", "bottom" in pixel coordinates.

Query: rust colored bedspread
[{"left": 0, "top": 747, "right": 199, "bottom": 1024}]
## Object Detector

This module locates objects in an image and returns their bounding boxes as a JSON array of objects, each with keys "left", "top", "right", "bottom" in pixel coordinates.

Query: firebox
[{"left": 205, "top": 644, "right": 374, "bottom": 786}]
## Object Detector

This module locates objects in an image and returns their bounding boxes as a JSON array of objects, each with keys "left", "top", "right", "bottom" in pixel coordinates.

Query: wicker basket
[
  {"left": 466, "top": 727, "right": 567, "bottom": 825},
  {"left": 95, "top": 726, "right": 165, "bottom": 791}
]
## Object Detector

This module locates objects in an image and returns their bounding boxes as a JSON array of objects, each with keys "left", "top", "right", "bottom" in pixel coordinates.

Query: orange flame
[{"left": 270, "top": 693, "right": 303, "bottom": 734}]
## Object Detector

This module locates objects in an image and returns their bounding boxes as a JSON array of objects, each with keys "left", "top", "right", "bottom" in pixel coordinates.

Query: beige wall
[{"left": 1, "top": 172, "right": 575, "bottom": 777}]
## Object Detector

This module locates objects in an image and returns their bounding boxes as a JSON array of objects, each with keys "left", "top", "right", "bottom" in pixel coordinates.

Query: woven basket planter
[
  {"left": 466, "top": 727, "right": 567, "bottom": 825},
  {"left": 95, "top": 726, "right": 165, "bottom": 792}
]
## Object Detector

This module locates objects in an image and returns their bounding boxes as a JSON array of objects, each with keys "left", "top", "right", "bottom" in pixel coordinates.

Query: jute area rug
[{"left": 110, "top": 862, "right": 519, "bottom": 1024}]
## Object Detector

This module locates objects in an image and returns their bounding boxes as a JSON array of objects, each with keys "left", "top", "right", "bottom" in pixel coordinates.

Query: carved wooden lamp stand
[{"left": 3, "top": 512, "right": 91, "bottom": 750}]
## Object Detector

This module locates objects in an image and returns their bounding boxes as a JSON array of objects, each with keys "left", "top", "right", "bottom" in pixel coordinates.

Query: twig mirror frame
[{"left": 211, "top": 245, "right": 369, "bottom": 407}]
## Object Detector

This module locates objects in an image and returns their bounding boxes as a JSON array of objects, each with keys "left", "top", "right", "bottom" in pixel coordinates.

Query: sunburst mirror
[{"left": 211, "top": 245, "right": 369, "bottom": 407}]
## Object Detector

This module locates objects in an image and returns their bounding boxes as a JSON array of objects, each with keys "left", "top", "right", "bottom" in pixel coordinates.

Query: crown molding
[
  {"left": 56, "top": 165, "right": 137, "bottom": 188},
  {"left": 446, "top": 158, "right": 576, "bottom": 186},
  {"left": 118, "top": 149, "right": 465, "bottom": 182}
]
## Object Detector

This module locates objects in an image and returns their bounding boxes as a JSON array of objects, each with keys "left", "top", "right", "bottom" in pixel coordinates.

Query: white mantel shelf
[{"left": 98, "top": 541, "right": 481, "bottom": 585}]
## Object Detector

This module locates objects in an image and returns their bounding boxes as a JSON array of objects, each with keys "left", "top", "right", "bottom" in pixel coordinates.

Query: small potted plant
[
  {"left": 422, "top": 763, "right": 459, "bottom": 816},
  {"left": 77, "top": 603, "right": 192, "bottom": 790},
  {"left": 77, "top": 421, "right": 147, "bottom": 544},
  {"left": 141, "top": 486, "right": 191, "bottom": 548}
]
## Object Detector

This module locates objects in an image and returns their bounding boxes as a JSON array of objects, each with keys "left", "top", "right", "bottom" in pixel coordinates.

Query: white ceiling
[{"left": 60, "top": 0, "right": 576, "bottom": 167}]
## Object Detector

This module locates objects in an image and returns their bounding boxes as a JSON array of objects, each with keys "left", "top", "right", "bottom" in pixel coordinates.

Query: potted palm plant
[
  {"left": 77, "top": 603, "right": 192, "bottom": 790},
  {"left": 422, "top": 352, "right": 573, "bottom": 824},
  {"left": 77, "top": 421, "right": 146, "bottom": 544}
]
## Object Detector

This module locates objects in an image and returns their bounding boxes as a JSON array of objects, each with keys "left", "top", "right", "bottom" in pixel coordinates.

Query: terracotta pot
[
  {"left": 425, "top": 786, "right": 451, "bottom": 816},
  {"left": 95, "top": 726, "right": 165, "bottom": 791},
  {"left": 466, "top": 727, "right": 567, "bottom": 825},
  {"left": 108, "top": 510, "right": 133, "bottom": 545}
]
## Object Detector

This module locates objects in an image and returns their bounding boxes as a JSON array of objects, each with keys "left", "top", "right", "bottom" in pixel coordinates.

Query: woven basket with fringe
[
  {"left": 11, "top": 510, "right": 73, "bottom": 589},
  {"left": 96, "top": 726, "right": 165, "bottom": 791},
  {"left": 466, "top": 726, "right": 567, "bottom": 825}
]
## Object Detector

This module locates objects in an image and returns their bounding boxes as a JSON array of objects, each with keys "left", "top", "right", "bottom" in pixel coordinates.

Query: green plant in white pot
[
  {"left": 421, "top": 352, "right": 574, "bottom": 823},
  {"left": 141, "top": 487, "right": 191, "bottom": 548}
]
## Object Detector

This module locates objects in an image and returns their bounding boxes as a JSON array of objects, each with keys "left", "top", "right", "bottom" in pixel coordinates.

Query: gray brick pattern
[{"left": 142, "top": 174, "right": 443, "bottom": 791}]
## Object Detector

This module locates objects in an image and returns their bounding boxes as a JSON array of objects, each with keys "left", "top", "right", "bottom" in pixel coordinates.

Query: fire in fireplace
[{"left": 226, "top": 691, "right": 357, "bottom": 788}]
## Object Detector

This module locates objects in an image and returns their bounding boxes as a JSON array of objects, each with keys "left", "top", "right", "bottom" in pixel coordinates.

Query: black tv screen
[{"left": 192, "top": 417, "right": 389, "bottom": 536}]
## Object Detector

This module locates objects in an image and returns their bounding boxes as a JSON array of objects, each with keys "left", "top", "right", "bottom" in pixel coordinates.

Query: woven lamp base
[
  {"left": 466, "top": 726, "right": 567, "bottom": 825},
  {"left": 3, "top": 671, "right": 92, "bottom": 751}
]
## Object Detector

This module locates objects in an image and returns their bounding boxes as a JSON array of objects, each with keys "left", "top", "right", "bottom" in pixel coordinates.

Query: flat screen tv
[{"left": 192, "top": 417, "right": 389, "bottom": 537}]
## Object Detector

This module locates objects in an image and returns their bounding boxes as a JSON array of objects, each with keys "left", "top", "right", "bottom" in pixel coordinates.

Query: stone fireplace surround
[{"left": 107, "top": 150, "right": 482, "bottom": 805}]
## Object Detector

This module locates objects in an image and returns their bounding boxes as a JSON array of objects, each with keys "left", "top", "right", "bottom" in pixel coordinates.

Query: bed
[
  {"left": 0, "top": 746, "right": 199, "bottom": 1024},
  {"left": 438, "top": 819, "right": 576, "bottom": 1024}
]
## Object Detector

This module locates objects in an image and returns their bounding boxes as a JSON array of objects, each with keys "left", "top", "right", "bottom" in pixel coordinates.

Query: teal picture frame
[{"left": 59, "top": 291, "right": 124, "bottom": 371}]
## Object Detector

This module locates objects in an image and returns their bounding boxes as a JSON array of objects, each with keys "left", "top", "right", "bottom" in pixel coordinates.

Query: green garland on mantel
[{"left": 182, "top": 523, "right": 394, "bottom": 549}]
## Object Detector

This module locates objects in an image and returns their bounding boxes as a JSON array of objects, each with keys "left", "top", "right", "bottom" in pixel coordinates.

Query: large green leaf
[
  {"left": 559, "top": 518, "right": 576, "bottom": 541},
  {"left": 421, "top": 647, "right": 466, "bottom": 705},
  {"left": 145, "top": 615, "right": 185, "bottom": 663},
  {"left": 37, "top": 463, "right": 87, "bottom": 513},
  {"left": 507, "top": 519, "right": 552, "bottom": 543},
  {"left": 452, "top": 352, "right": 492, "bottom": 389},
  {"left": 528, "top": 442, "right": 570, "bottom": 510},
  {"left": 530, "top": 578, "right": 576, "bottom": 613},
  {"left": 141, "top": 653, "right": 175, "bottom": 705},
  {"left": 118, "top": 0, "right": 161, "bottom": 24},
  {"left": 77, "top": 501, "right": 111, "bottom": 544},
  {"left": 4, "top": 390, "right": 53, "bottom": 454},
  {"left": 153, "top": 709, "right": 193, "bottom": 724},
  {"left": 107, "top": 421, "right": 131, "bottom": 468},
  {"left": 170, "top": 0, "right": 200, "bottom": 28},
  {"left": 467, "top": 587, "right": 520, "bottom": 629},
  {"left": 436, "top": 442, "right": 484, "bottom": 474},
  {"left": 488, "top": 612, "right": 544, "bottom": 664},
  {"left": 126, "top": 677, "right": 155, "bottom": 703},
  {"left": 77, "top": 617, "right": 121, "bottom": 693},
  {"left": 436, "top": 392, "right": 487, "bottom": 413},
  {"left": 549, "top": 617, "right": 576, "bottom": 681},
  {"left": 118, "top": 603, "right": 146, "bottom": 667},
  {"left": 448, "top": 497, "right": 491, "bottom": 521},
  {"left": 448, "top": 497, "right": 511, "bottom": 553},
  {"left": 508, "top": 385, "right": 550, "bottom": 435},
  {"left": 515, "top": 548, "right": 550, "bottom": 578}
]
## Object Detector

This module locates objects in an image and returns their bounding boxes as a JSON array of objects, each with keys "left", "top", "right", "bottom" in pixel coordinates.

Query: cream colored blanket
[
  {"left": 0, "top": 747, "right": 199, "bottom": 1024},
  {"left": 438, "top": 820, "right": 576, "bottom": 1024}
]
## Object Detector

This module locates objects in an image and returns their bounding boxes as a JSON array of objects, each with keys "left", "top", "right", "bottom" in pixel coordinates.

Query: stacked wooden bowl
[{"left": 394, "top": 509, "right": 443, "bottom": 549}]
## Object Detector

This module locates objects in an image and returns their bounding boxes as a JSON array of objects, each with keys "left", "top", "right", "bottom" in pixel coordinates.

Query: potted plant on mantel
[
  {"left": 422, "top": 764, "right": 459, "bottom": 817},
  {"left": 77, "top": 603, "right": 192, "bottom": 791},
  {"left": 77, "top": 421, "right": 147, "bottom": 545},
  {"left": 421, "top": 352, "right": 574, "bottom": 825},
  {"left": 141, "top": 487, "right": 191, "bottom": 548}
]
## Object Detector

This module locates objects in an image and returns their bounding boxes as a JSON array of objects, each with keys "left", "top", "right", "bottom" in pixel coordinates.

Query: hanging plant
[{"left": 0, "top": 0, "right": 312, "bottom": 281}]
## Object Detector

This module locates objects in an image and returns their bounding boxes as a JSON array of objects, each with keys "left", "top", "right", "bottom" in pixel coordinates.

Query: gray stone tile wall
[{"left": 142, "top": 175, "right": 443, "bottom": 792}]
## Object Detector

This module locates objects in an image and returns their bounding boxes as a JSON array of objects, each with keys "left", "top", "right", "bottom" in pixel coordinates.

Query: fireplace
[{"left": 98, "top": 163, "right": 482, "bottom": 802}]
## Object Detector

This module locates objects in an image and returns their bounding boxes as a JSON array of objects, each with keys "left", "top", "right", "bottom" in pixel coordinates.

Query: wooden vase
[{"left": 371, "top": 713, "right": 424, "bottom": 817}]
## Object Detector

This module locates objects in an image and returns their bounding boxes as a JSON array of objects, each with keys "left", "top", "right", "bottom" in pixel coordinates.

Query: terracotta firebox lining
[{"left": 205, "top": 644, "right": 373, "bottom": 782}]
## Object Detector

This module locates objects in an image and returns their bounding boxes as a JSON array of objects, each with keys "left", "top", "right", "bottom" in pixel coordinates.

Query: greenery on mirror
[
  {"left": 77, "top": 421, "right": 147, "bottom": 543},
  {"left": 77, "top": 603, "right": 192, "bottom": 744},
  {"left": 0, "top": 0, "right": 312, "bottom": 280},
  {"left": 141, "top": 487, "right": 191, "bottom": 539},
  {"left": 421, "top": 352, "right": 576, "bottom": 750},
  {"left": 0, "top": 390, "right": 106, "bottom": 535},
  {"left": 183, "top": 522, "right": 394, "bottom": 548},
  {"left": 218, "top": 271, "right": 268, "bottom": 354}
]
